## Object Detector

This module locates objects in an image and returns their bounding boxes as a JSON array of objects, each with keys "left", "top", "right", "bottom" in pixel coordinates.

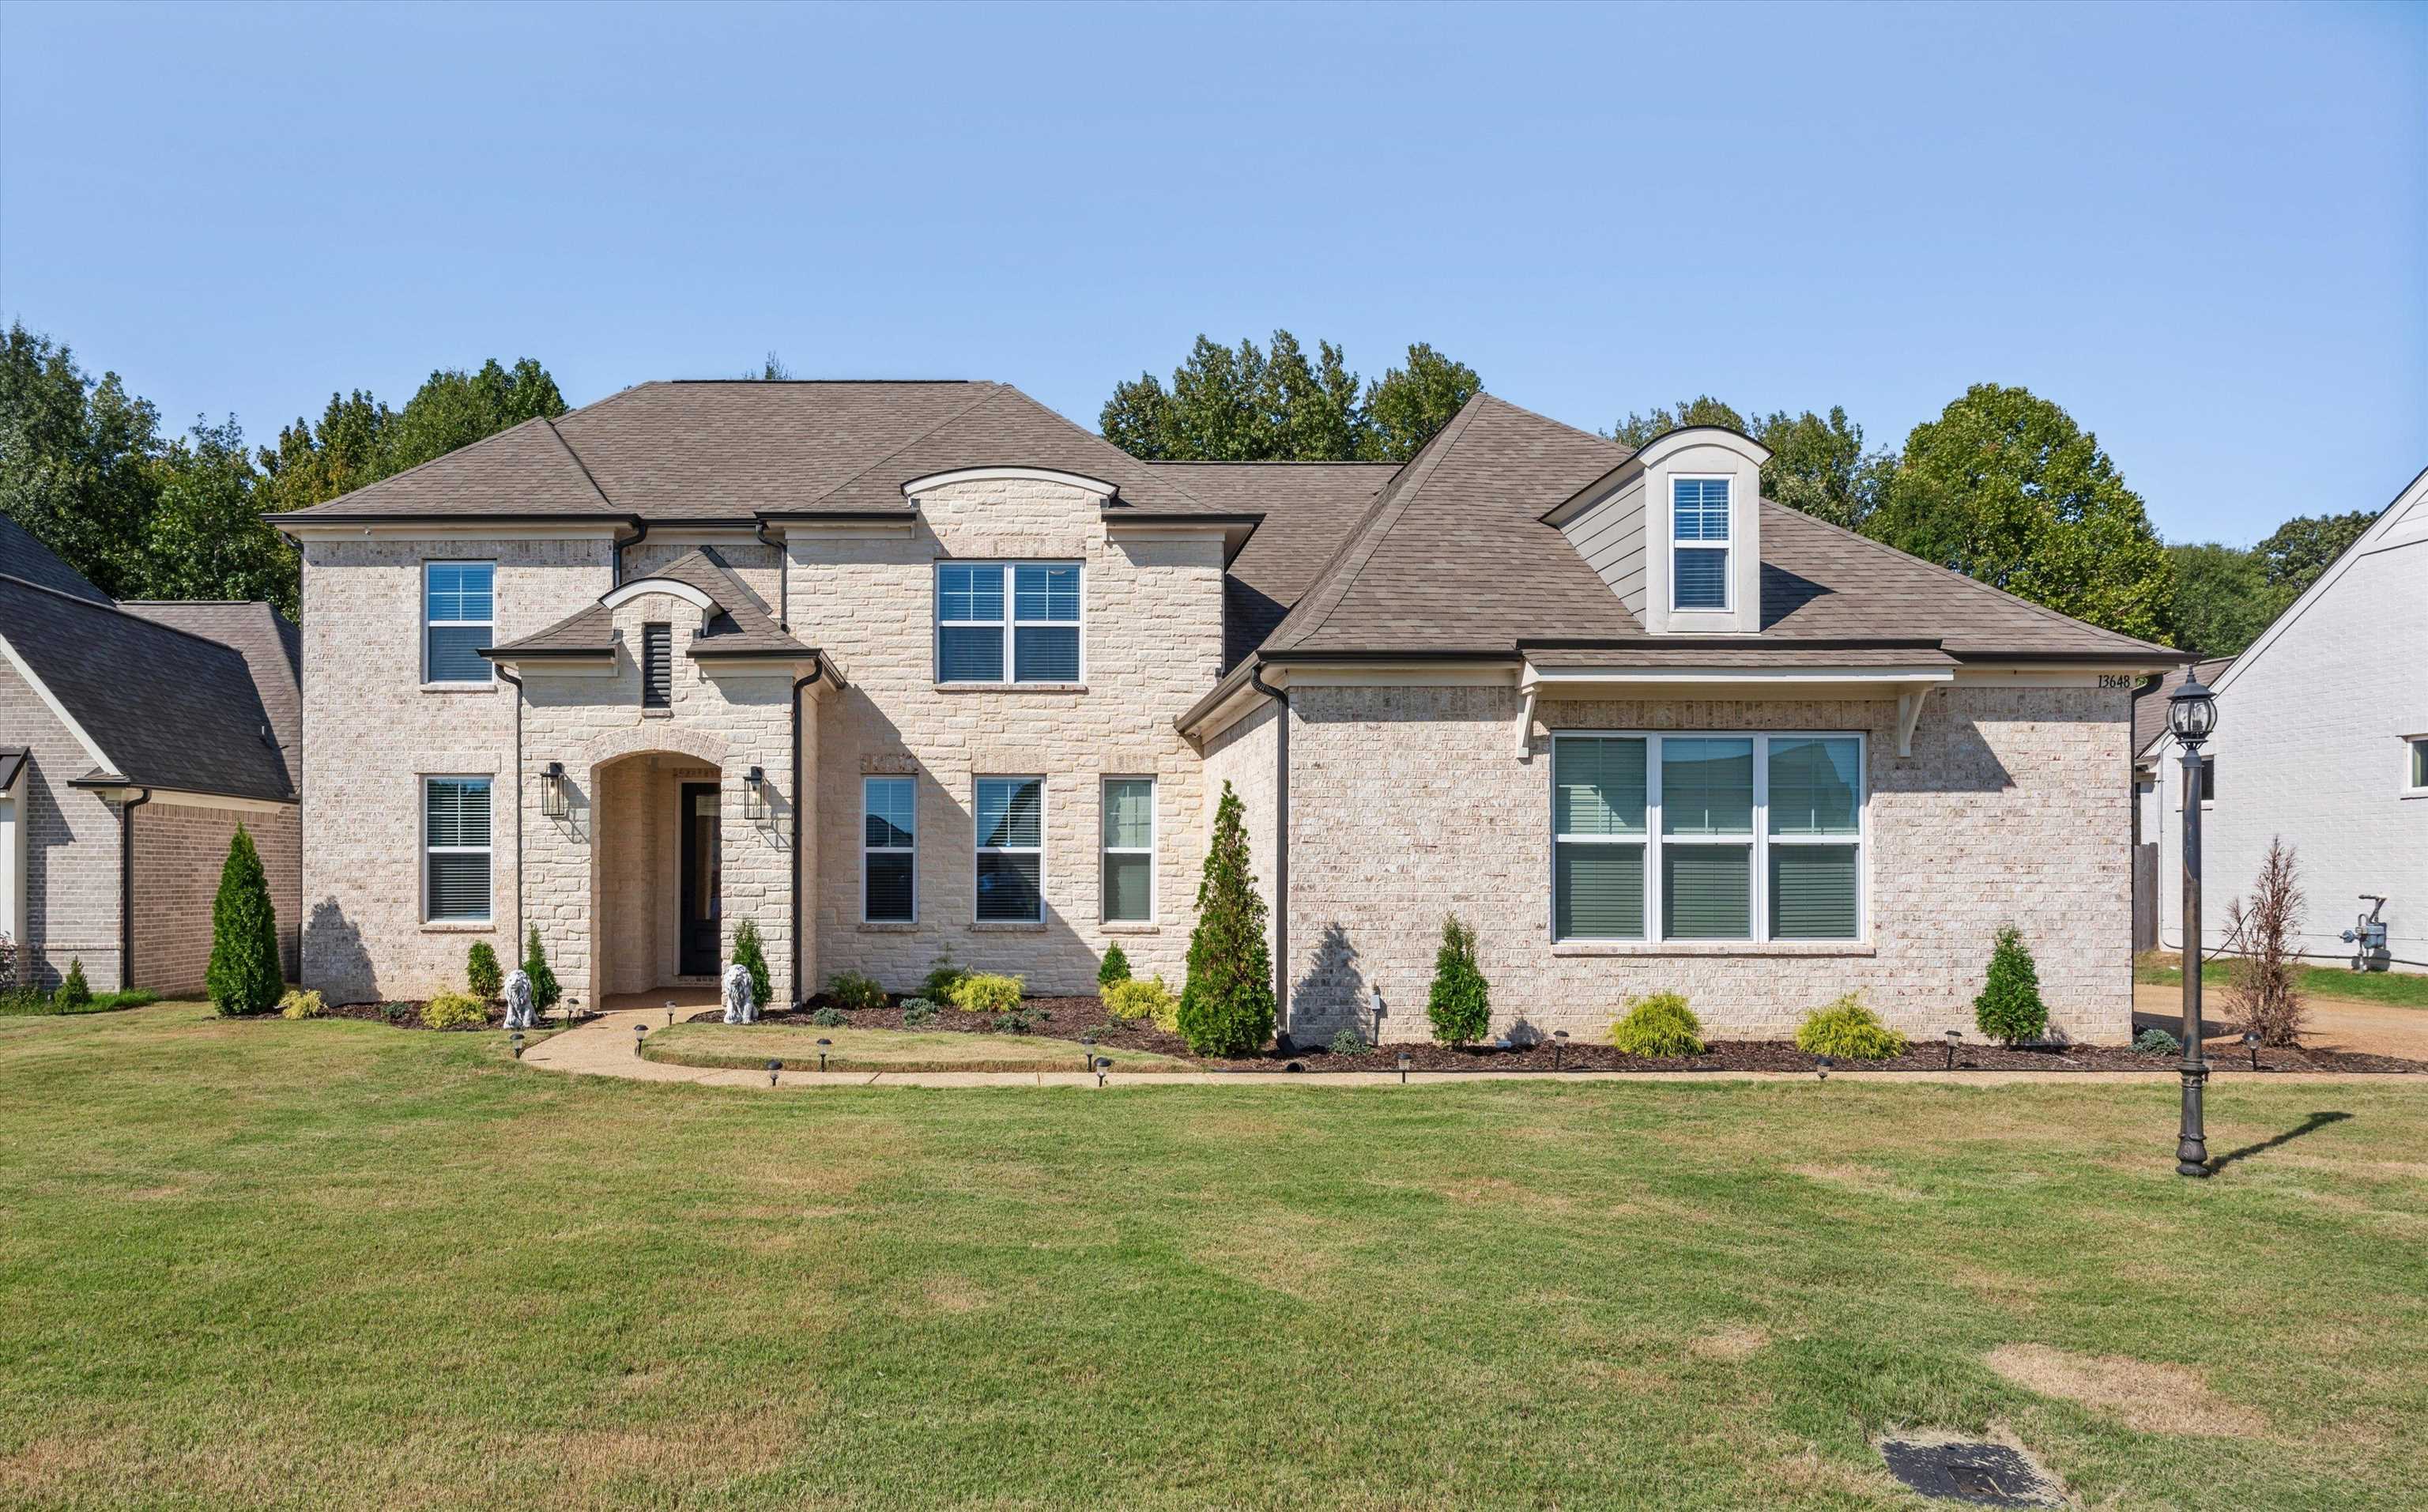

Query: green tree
[
  {"left": 1424, "top": 913, "right": 1491, "bottom": 1046},
  {"left": 1101, "top": 333, "right": 1475, "bottom": 463},
  {"left": 1973, "top": 925, "right": 2049, "bottom": 1046},
  {"left": 1177, "top": 782, "right": 1276, "bottom": 1056},
  {"left": 1610, "top": 395, "right": 1747, "bottom": 449},
  {"left": 731, "top": 918, "right": 772, "bottom": 1008},
  {"left": 1097, "top": 941, "right": 1132, "bottom": 988},
  {"left": 523, "top": 926, "right": 562, "bottom": 1013},
  {"left": 255, "top": 357, "right": 566, "bottom": 517},
  {"left": 1868, "top": 383, "right": 2174, "bottom": 642},
  {"left": 2162, "top": 542, "right": 2273, "bottom": 657},
  {"left": 2255, "top": 511, "right": 2375, "bottom": 601},
  {"left": 1359, "top": 342, "right": 1482, "bottom": 462},
  {"left": 0, "top": 321, "right": 163, "bottom": 596},
  {"left": 205, "top": 824, "right": 283, "bottom": 1016},
  {"left": 1611, "top": 398, "right": 1891, "bottom": 530},
  {"left": 746, "top": 352, "right": 794, "bottom": 379},
  {"left": 466, "top": 941, "right": 503, "bottom": 999},
  {"left": 136, "top": 417, "right": 300, "bottom": 617}
]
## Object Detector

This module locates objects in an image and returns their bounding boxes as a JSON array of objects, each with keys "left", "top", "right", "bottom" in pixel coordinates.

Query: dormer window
[{"left": 1672, "top": 478, "right": 1732, "bottom": 610}]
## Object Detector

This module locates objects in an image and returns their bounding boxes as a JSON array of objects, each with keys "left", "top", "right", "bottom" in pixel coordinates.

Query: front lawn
[
  {"left": 2136, "top": 949, "right": 2428, "bottom": 1009},
  {"left": 3, "top": 1003, "right": 2423, "bottom": 1509},
  {"left": 643, "top": 1021, "right": 1186, "bottom": 1073}
]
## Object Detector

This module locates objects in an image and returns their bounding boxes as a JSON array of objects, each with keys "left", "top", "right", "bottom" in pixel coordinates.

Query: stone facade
[
  {"left": 130, "top": 797, "right": 301, "bottom": 994},
  {"left": 1272, "top": 681, "right": 2133, "bottom": 1045}
]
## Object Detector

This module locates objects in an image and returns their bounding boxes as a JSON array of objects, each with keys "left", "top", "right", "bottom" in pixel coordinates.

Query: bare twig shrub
[{"left": 2223, "top": 836, "right": 2305, "bottom": 1046}]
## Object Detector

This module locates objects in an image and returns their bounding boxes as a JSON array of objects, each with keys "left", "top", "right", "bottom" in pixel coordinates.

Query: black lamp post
[{"left": 2168, "top": 674, "right": 2219, "bottom": 1178}]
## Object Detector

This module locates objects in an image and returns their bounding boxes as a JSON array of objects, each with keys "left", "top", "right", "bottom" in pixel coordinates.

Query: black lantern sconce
[
  {"left": 742, "top": 765, "right": 769, "bottom": 823},
  {"left": 540, "top": 760, "right": 570, "bottom": 820}
]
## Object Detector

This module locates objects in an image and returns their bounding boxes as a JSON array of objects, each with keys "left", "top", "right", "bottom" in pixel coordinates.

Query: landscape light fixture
[
  {"left": 816, "top": 1037, "right": 831, "bottom": 1073},
  {"left": 1095, "top": 1055, "right": 1112, "bottom": 1088},
  {"left": 2168, "top": 675, "right": 2220, "bottom": 1177},
  {"left": 1553, "top": 1030, "right": 1569, "bottom": 1071},
  {"left": 539, "top": 760, "right": 569, "bottom": 820},
  {"left": 1815, "top": 1055, "right": 1834, "bottom": 1083},
  {"left": 665, "top": 999, "right": 677, "bottom": 1028},
  {"left": 633, "top": 1023, "right": 647, "bottom": 1058},
  {"left": 511, "top": 1031, "right": 526, "bottom": 1059},
  {"left": 1944, "top": 1029, "right": 1961, "bottom": 1070},
  {"left": 1397, "top": 1052, "right": 1412, "bottom": 1086},
  {"left": 1080, "top": 1033, "right": 1096, "bottom": 1070},
  {"left": 2243, "top": 1029, "right": 2262, "bottom": 1073},
  {"left": 766, "top": 1058, "right": 781, "bottom": 1087},
  {"left": 742, "top": 765, "right": 769, "bottom": 822}
]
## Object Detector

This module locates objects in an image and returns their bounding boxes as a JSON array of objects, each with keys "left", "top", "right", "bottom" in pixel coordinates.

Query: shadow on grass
[{"left": 2209, "top": 1110, "right": 2352, "bottom": 1172}]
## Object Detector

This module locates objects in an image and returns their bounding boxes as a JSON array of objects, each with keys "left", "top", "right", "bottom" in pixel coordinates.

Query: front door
[{"left": 679, "top": 782, "right": 721, "bottom": 975}]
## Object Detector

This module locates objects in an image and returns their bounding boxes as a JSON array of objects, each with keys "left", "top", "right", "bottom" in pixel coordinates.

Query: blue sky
[{"left": 2, "top": 0, "right": 2420, "bottom": 545}]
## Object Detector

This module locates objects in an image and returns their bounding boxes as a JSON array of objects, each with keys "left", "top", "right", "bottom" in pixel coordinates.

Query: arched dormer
[{"left": 1544, "top": 425, "right": 1772, "bottom": 635}]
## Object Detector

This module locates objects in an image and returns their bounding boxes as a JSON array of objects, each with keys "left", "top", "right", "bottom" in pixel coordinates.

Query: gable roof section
[
  {"left": 487, "top": 546, "right": 819, "bottom": 662},
  {"left": 119, "top": 601, "right": 305, "bottom": 784},
  {"left": 0, "top": 575, "right": 295, "bottom": 801},
  {"left": 813, "top": 384, "right": 1213, "bottom": 515},
  {"left": 1148, "top": 461, "right": 1398, "bottom": 667},
  {"left": 274, "top": 414, "right": 624, "bottom": 520},
  {"left": 0, "top": 515, "right": 111, "bottom": 603}
]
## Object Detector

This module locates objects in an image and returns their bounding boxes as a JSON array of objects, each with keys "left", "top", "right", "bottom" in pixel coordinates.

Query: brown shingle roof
[
  {"left": 486, "top": 546, "right": 819, "bottom": 662},
  {"left": 273, "top": 415, "right": 621, "bottom": 520},
  {"left": 0, "top": 516, "right": 111, "bottom": 602},
  {"left": 1146, "top": 462, "right": 1397, "bottom": 667},
  {"left": 119, "top": 601, "right": 304, "bottom": 787}
]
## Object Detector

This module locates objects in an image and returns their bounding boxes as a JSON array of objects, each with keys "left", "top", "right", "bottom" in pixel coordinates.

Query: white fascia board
[
  {"left": 2206, "top": 464, "right": 2428, "bottom": 703},
  {"left": 695, "top": 657, "right": 821, "bottom": 680},
  {"left": 0, "top": 630, "right": 115, "bottom": 774},
  {"left": 491, "top": 656, "right": 618, "bottom": 677},
  {"left": 902, "top": 466, "right": 1116, "bottom": 500}
]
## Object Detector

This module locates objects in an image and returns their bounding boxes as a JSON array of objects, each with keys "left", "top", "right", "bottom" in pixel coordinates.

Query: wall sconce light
[
  {"left": 742, "top": 765, "right": 769, "bottom": 822},
  {"left": 540, "top": 760, "right": 569, "bottom": 820}
]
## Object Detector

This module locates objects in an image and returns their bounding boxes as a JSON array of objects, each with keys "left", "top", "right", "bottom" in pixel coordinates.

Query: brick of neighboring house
[
  {"left": 131, "top": 799, "right": 301, "bottom": 996},
  {"left": 0, "top": 657, "right": 126, "bottom": 992}
]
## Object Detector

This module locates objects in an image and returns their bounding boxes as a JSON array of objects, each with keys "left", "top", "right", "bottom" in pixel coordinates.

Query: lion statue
[
  {"left": 722, "top": 961, "right": 759, "bottom": 1025},
  {"left": 501, "top": 968, "right": 536, "bottom": 1030}
]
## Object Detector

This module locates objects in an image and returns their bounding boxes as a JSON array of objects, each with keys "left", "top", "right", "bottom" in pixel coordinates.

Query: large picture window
[
  {"left": 424, "top": 562, "right": 495, "bottom": 684},
  {"left": 936, "top": 563, "right": 1081, "bottom": 684},
  {"left": 975, "top": 776, "right": 1044, "bottom": 922},
  {"left": 1670, "top": 478, "right": 1730, "bottom": 611},
  {"left": 424, "top": 775, "right": 492, "bottom": 922},
  {"left": 1101, "top": 777, "right": 1154, "bottom": 922},
  {"left": 1551, "top": 732, "right": 1865, "bottom": 943},
  {"left": 863, "top": 776, "right": 915, "bottom": 923}
]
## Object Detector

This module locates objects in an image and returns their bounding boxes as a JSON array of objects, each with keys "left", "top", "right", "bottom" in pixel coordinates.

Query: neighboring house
[
  {"left": 2128, "top": 655, "right": 2231, "bottom": 949},
  {"left": 273, "top": 381, "right": 2182, "bottom": 1042},
  {"left": 2143, "top": 466, "right": 2428, "bottom": 973},
  {"left": 0, "top": 516, "right": 302, "bottom": 994}
]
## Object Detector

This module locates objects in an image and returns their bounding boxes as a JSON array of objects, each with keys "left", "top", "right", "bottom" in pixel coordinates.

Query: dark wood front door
[{"left": 679, "top": 782, "right": 721, "bottom": 976}]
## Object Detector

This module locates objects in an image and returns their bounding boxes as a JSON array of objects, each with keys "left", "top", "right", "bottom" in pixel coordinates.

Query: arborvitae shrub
[
  {"left": 733, "top": 918, "right": 773, "bottom": 1009},
  {"left": 920, "top": 949, "right": 967, "bottom": 1001},
  {"left": 1425, "top": 913, "right": 1491, "bottom": 1046},
  {"left": 55, "top": 958, "right": 92, "bottom": 1010},
  {"left": 1794, "top": 994, "right": 1907, "bottom": 1060},
  {"left": 827, "top": 971, "right": 884, "bottom": 1012},
  {"left": 522, "top": 926, "right": 561, "bottom": 1013},
  {"left": 1178, "top": 782, "right": 1276, "bottom": 1057},
  {"left": 1974, "top": 926, "right": 2049, "bottom": 1045},
  {"left": 1098, "top": 941, "right": 1132, "bottom": 987},
  {"left": 1609, "top": 993, "right": 1705, "bottom": 1057},
  {"left": 466, "top": 941, "right": 503, "bottom": 999},
  {"left": 205, "top": 824, "right": 282, "bottom": 1016}
]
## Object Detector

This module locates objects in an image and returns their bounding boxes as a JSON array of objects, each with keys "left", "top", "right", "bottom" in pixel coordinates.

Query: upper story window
[
  {"left": 424, "top": 562, "right": 495, "bottom": 685},
  {"left": 1671, "top": 479, "right": 1730, "bottom": 611},
  {"left": 642, "top": 622, "right": 673, "bottom": 711},
  {"left": 936, "top": 563, "right": 1081, "bottom": 684}
]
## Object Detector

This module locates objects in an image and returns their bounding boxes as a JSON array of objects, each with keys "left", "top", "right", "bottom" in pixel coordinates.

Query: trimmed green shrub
[
  {"left": 1609, "top": 993, "right": 1705, "bottom": 1057},
  {"left": 522, "top": 926, "right": 561, "bottom": 1013},
  {"left": 1328, "top": 1028, "right": 1371, "bottom": 1056},
  {"left": 1974, "top": 925, "right": 2049, "bottom": 1046},
  {"left": 1103, "top": 975, "right": 1176, "bottom": 1024},
  {"left": 1425, "top": 913, "right": 1491, "bottom": 1046},
  {"left": 2133, "top": 1027, "right": 2182, "bottom": 1055},
  {"left": 279, "top": 988, "right": 325, "bottom": 1020},
  {"left": 1097, "top": 942, "right": 1132, "bottom": 987},
  {"left": 809, "top": 1005, "right": 849, "bottom": 1027},
  {"left": 466, "top": 941, "right": 503, "bottom": 1000},
  {"left": 990, "top": 1009, "right": 1035, "bottom": 1035},
  {"left": 423, "top": 992, "right": 488, "bottom": 1030},
  {"left": 899, "top": 997, "right": 939, "bottom": 1027},
  {"left": 949, "top": 972, "right": 1023, "bottom": 1014},
  {"left": 55, "top": 958, "right": 92, "bottom": 1011},
  {"left": 1178, "top": 782, "right": 1276, "bottom": 1057},
  {"left": 1793, "top": 995, "right": 1908, "bottom": 1060},
  {"left": 828, "top": 971, "right": 884, "bottom": 1012},
  {"left": 205, "top": 824, "right": 282, "bottom": 1016},
  {"left": 733, "top": 918, "right": 773, "bottom": 1009},
  {"left": 920, "top": 950, "right": 967, "bottom": 1002}
]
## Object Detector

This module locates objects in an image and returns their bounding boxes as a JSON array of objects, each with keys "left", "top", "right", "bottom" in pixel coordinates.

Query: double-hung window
[
  {"left": 1551, "top": 733, "right": 1864, "bottom": 943},
  {"left": 1671, "top": 478, "right": 1730, "bottom": 611},
  {"left": 424, "top": 776, "right": 492, "bottom": 922},
  {"left": 2407, "top": 736, "right": 2428, "bottom": 795},
  {"left": 1101, "top": 778, "right": 1155, "bottom": 922},
  {"left": 862, "top": 776, "right": 915, "bottom": 923},
  {"left": 975, "top": 777, "right": 1045, "bottom": 922},
  {"left": 936, "top": 563, "right": 1080, "bottom": 684},
  {"left": 424, "top": 562, "right": 495, "bottom": 684}
]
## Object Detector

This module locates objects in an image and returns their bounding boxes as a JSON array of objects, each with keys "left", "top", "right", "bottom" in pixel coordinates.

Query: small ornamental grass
[
  {"left": 278, "top": 989, "right": 325, "bottom": 1020},
  {"left": 1975, "top": 925, "right": 2049, "bottom": 1045},
  {"left": 1101, "top": 975, "right": 1175, "bottom": 1026},
  {"left": 1608, "top": 993, "right": 1705, "bottom": 1058},
  {"left": 466, "top": 941, "right": 503, "bottom": 1000},
  {"left": 422, "top": 992, "right": 488, "bottom": 1031},
  {"left": 948, "top": 972, "right": 1023, "bottom": 1015},
  {"left": 1793, "top": 995, "right": 1907, "bottom": 1061},
  {"left": 827, "top": 971, "right": 885, "bottom": 1012}
]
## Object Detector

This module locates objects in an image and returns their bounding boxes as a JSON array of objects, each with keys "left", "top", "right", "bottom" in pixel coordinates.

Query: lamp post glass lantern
[{"left": 2167, "top": 676, "right": 2219, "bottom": 1177}]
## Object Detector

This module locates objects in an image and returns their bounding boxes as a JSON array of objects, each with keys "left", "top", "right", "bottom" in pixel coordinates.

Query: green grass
[
  {"left": 3, "top": 1003, "right": 2425, "bottom": 1510},
  {"left": 2136, "top": 950, "right": 2428, "bottom": 1009},
  {"left": 0, "top": 988, "right": 159, "bottom": 1017},
  {"left": 643, "top": 1022, "right": 1185, "bottom": 1073}
]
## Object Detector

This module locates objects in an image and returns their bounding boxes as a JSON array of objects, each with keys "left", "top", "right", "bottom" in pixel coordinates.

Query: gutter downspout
[
  {"left": 790, "top": 659, "right": 826, "bottom": 1008},
  {"left": 119, "top": 787, "right": 151, "bottom": 992},
  {"left": 495, "top": 665, "right": 526, "bottom": 951},
  {"left": 612, "top": 519, "right": 649, "bottom": 588},
  {"left": 1246, "top": 663, "right": 1290, "bottom": 1047},
  {"left": 756, "top": 518, "right": 789, "bottom": 631}
]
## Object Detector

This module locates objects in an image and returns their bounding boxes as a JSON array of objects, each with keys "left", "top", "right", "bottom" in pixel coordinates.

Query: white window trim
[
  {"left": 975, "top": 775, "right": 1046, "bottom": 923},
  {"left": 933, "top": 560, "right": 1084, "bottom": 686},
  {"left": 2403, "top": 735, "right": 2428, "bottom": 798},
  {"left": 1668, "top": 476, "right": 1732, "bottom": 614},
  {"left": 1548, "top": 731, "right": 1869, "bottom": 945},
  {"left": 1101, "top": 775, "right": 1156, "bottom": 924},
  {"left": 424, "top": 560, "right": 496, "bottom": 687},
  {"left": 861, "top": 775, "right": 917, "bottom": 924},
  {"left": 422, "top": 774, "right": 494, "bottom": 924}
]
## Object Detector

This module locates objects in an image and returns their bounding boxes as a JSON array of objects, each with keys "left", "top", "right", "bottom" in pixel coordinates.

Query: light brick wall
[
  {"left": 624, "top": 540, "right": 783, "bottom": 618},
  {"left": 794, "top": 479, "right": 1223, "bottom": 997},
  {"left": 0, "top": 657, "right": 123, "bottom": 990},
  {"left": 131, "top": 798, "right": 300, "bottom": 994},
  {"left": 1275, "top": 681, "right": 2134, "bottom": 1045},
  {"left": 1201, "top": 697, "right": 1280, "bottom": 931}
]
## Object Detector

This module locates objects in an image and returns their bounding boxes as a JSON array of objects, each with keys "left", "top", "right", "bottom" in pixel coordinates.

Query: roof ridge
[
  {"left": 0, "top": 572, "right": 259, "bottom": 661},
  {"left": 689, "top": 544, "right": 778, "bottom": 620},
  {"left": 541, "top": 413, "right": 618, "bottom": 511},
  {"left": 975, "top": 383, "right": 1218, "bottom": 511},
  {"left": 801, "top": 383, "right": 1009, "bottom": 507},
  {"left": 1759, "top": 500, "right": 2178, "bottom": 655},
  {"left": 1475, "top": 391, "right": 1628, "bottom": 454},
  {"left": 1146, "top": 458, "right": 1403, "bottom": 468}
]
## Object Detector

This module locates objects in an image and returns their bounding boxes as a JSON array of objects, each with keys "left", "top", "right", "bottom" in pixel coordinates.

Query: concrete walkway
[{"left": 521, "top": 1001, "right": 2410, "bottom": 1091}]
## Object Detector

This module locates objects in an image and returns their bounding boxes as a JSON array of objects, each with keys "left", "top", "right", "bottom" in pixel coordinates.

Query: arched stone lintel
[{"left": 578, "top": 722, "right": 733, "bottom": 775}]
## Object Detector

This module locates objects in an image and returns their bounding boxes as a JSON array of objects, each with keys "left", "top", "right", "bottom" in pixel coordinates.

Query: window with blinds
[
  {"left": 424, "top": 776, "right": 492, "bottom": 922},
  {"left": 1101, "top": 777, "right": 1154, "bottom": 922},
  {"left": 1551, "top": 732, "right": 1864, "bottom": 944},
  {"left": 424, "top": 562, "right": 494, "bottom": 684},
  {"left": 863, "top": 776, "right": 915, "bottom": 922},
  {"left": 1671, "top": 477, "right": 1730, "bottom": 611},
  {"left": 642, "top": 623, "right": 673, "bottom": 710},
  {"left": 937, "top": 563, "right": 1081, "bottom": 684},
  {"left": 975, "top": 777, "right": 1044, "bottom": 922}
]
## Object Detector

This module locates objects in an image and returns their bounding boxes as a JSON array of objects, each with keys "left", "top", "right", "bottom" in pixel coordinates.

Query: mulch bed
[
  {"left": 704, "top": 994, "right": 2428, "bottom": 1074},
  {"left": 323, "top": 999, "right": 590, "bottom": 1032}
]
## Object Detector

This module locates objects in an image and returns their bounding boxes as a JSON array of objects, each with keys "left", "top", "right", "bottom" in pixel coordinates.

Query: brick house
[
  {"left": 0, "top": 517, "right": 301, "bottom": 995},
  {"left": 273, "top": 381, "right": 2182, "bottom": 1042}
]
